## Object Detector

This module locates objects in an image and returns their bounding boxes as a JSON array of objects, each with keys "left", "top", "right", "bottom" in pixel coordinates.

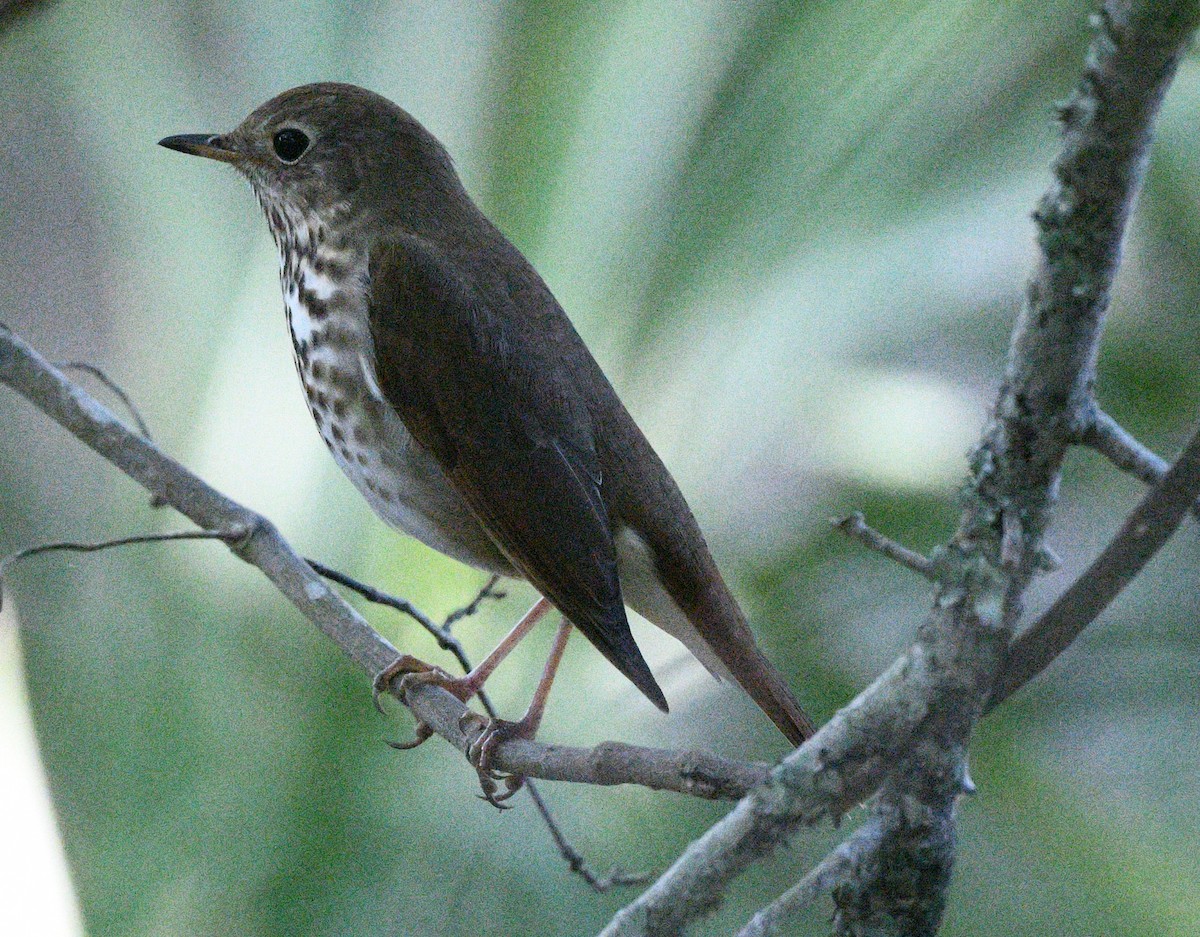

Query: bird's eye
[{"left": 272, "top": 128, "right": 310, "bottom": 163}]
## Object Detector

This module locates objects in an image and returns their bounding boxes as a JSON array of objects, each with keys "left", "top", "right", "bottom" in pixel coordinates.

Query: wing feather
[{"left": 366, "top": 236, "right": 667, "bottom": 711}]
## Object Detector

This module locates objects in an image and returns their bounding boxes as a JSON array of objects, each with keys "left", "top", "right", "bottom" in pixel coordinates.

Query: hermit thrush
[{"left": 160, "top": 83, "right": 815, "bottom": 762}]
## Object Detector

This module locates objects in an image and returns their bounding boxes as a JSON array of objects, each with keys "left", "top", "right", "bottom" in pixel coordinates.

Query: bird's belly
[
  {"left": 280, "top": 254, "right": 514, "bottom": 575},
  {"left": 328, "top": 415, "right": 512, "bottom": 573}
]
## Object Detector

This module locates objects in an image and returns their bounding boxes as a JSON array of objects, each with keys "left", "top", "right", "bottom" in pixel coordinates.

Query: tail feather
[
  {"left": 616, "top": 524, "right": 814, "bottom": 745},
  {"left": 694, "top": 582, "right": 815, "bottom": 745}
]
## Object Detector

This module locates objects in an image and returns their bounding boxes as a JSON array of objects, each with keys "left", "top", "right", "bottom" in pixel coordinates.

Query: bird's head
[{"left": 160, "top": 82, "right": 462, "bottom": 231}]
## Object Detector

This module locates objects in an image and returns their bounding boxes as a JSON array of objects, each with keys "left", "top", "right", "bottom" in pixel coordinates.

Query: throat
[
  {"left": 277, "top": 237, "right": 361, "bottom": 365},
  {"left": 272, "top": 218, "right": 372, "bottom": 430}
]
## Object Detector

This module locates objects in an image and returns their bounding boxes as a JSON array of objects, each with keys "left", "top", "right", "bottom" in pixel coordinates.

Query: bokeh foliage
[{"left": 2, "top": 1, "right": 1198, "bottom": 934}]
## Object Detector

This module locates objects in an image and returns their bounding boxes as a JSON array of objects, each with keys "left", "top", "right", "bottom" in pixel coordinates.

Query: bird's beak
[{"left": 158, "top": 133, "right": 241, "bottom": 165}]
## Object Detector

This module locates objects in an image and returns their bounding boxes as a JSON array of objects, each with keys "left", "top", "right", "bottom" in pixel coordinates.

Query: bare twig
[
  {"left": 54, "top": 361, "right": 155, "bottom": 441},
  {"left": 443, "top": 573, "right": 506, "bottom": 629},
  {"left": 305, "top": 559, "right": 458, "bottom": 653},
  {"left": 0, "top": 529, "right": 241, "bottom": 612},
  {"left": 524, "top": 780, "right": 652, "bottom": 892},
  {"left": 832, "top": 513, "right": 936, "bottom": 579},
  {"left": 990, "top": 419, "right": 1200, "bottom": 707},
  {"left": 1082, "top": 406, "right": 1170, "bottom": 485},
  {"left": 54, "top": 360, "right": 168, "bottom": 508}
]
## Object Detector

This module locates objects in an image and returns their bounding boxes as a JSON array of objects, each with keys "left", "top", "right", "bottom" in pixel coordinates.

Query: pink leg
[
  {"left": 513, "top": 616, "right": 572, "bottom": 734},
  {"left": 373, "top": 596, "right": 553, "bottom": 712},
  {"left": 374, "top": 596, "right": 569, "bottom": 808},
  {"left": 469, "top": 616, "right": 572, "bottom": 782},
  {"left": 457, "top": 596, "right": 553, "bottom": 697}
]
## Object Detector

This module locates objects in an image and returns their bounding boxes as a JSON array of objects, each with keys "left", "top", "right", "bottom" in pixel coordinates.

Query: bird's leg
[
  {"left": 375, "top": 598, "right": 553, "bottom": 750},
  {"left": 468, "top": 616, "right": 573, "bottom": 803},
  {"left": 405, "top": 596, "right": 553, "bottom": 704}
]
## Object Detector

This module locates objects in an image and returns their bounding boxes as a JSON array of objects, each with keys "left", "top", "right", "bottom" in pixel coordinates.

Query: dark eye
[{"left": 272, "top": 128, "right": 310, "bottom": 163}]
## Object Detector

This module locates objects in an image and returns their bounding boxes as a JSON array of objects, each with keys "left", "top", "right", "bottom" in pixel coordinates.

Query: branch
[
  {"left": 990, "top": 419, "right": 1200, "bottom": 707},
  {"left": 0, "top": 323, "right": 772, "bottom": 800},
  {"left": 1082, "top": 407, "right": 1171, "bottom": 485},
  {"left": 829, "top": 769, "right": 960, "bottom": 936},
  {"left": 603, "top": 3, "right": 1200, "bottom": 933},
  {"left": 735, "top": 819, "right": 884, "bottom": 937},
  {"left": 597, "top": 560, "right": 1007, "bottom": 937},
  {"left": 966, "top": 1, "right": 1198, "bottom": 557}
]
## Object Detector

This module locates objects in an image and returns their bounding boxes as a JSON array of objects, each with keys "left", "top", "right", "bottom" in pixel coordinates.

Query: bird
[{"left": 160, "top": 82, "right": 815, "bottom": 780}]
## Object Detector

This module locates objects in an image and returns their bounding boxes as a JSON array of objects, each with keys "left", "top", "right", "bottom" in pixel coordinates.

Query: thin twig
[
  {"left": 736, "top": 819, "right": 884, "bottom": 937},
  {"left": 54, "top": 361, "right": 155, "bottom": 441},
  {"left": 523, "top": 780, "right": 652, "bottom": 893},
  {"left": 55, "top": 360, "right": 167, "bottom": 509},
  {"left": 304, "top": 559, "right": 457, "bottom": 654},
  {"left": 833, "top": 513, "right": 936, "bottom": 579},
  {"left": 0, "top": 529, "right": 242, "bottom": 612},
  {"left": 1082, "top": 407, "right": 1169, "bottom": 486},
  {"left": 443, "top": 573, "right": 506, "bottom": 630},
  {"left": 990, "top": 419, "right": 1200, "bottom": 708}
]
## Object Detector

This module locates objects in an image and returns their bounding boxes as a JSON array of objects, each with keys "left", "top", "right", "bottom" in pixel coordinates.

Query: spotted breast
[{"left": 268, "top": 201, "right": 514, "bottom": 574}]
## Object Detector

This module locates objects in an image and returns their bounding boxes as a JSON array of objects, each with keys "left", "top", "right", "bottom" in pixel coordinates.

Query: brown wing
[{"left": 366, "top": 235, "right": 667, "bottom": 712}]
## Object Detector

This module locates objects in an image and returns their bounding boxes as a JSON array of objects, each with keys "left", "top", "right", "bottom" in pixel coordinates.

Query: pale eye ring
[{"left": 272, "top": 128, "right": 310, "bottom": 163}]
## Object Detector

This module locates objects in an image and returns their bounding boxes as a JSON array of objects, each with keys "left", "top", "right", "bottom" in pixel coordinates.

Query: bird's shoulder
[{"left": 365, "top": 232, "right": 600, "bottom": 469}]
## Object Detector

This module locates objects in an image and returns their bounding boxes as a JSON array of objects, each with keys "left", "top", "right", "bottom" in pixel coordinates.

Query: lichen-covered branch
[
  {"left": 602, "top": 3, "right": 1200, "bottom": 934},
  {"left": 991, "top": 419, "right": 1200, "bottom": 707},
  {"left": 964, "top": 1, "right": 1199, "bottom": 578},
  {"left": 736, "top": 818, "right": 885, "bottom": 937},
  {"left": 598, "top": 557, "right": 1004, "bottom": 937},
  {"left": 828, "top": 760, "right": 962, "bottom": 936}
]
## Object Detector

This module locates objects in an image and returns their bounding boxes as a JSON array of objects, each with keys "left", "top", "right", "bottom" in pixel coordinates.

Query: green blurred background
[{"left": 2, "top": 1, "right": 1199, "bottom": 934}]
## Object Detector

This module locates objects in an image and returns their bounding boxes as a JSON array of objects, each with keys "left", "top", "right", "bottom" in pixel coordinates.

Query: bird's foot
[
  {"left": 372, "top": 655, "right": 462, "bottom": 751},
  {"left": 475, "top": 769, "right": 525, "bottom": 809},
  {"left": 372, "top": 654, "right": 438, "bottom": 714},
  {"left": 462, "top": 714, "right": 539, "bottom": 807},
  {"left": 395, "top": 666, "right": 482, "bottom": 706}
]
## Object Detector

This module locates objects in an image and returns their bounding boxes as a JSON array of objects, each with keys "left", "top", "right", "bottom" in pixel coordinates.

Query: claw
[
  {"left": 386, "top": 720, "right": 434, "bottom": 751},
  {"left": 476, "top": 769, "right": 525, "bottom": 808},
  {"left": 476, "top": 771, "right": 512, "bottom": 809},
  {"left": 372, "top": 654, "right": 435, "bottom": 714},
  {"left": 373, "top": 656, "right": 441, "bottom": 753},
  {"left": 462, "top": 716, "right": 535, "bottom": 807}
]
